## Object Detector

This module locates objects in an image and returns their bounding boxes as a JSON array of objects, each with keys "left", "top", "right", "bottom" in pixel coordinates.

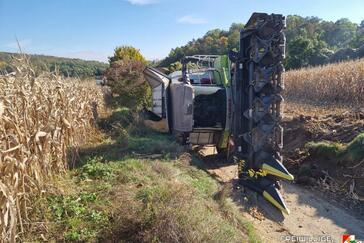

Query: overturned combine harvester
[{"left": 143, "top": 13, "right": 293, "bottom": 214}]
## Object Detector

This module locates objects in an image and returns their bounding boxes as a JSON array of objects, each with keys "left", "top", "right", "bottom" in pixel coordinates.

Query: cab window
[{"left": 189, "top": 70, "right": 221, "bottom": 85}]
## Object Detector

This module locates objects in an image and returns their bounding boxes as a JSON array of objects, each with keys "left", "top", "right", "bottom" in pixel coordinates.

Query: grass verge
[
  {"left": 306, "top": 133, "right": 364, "bottom": 164},
  {"left": 25, "top": 108, "right": 259, "bottom": 242}
]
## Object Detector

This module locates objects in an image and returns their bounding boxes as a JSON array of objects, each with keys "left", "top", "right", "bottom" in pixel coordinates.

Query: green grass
[
  {"left": 47, "top": 192, "right": 108, "bottom": 241},
  {"left": 343, "top": 133, "right": 364, "bottom": 162},
  {"left": 25, "top": 107, "right": 259, "bottom": 242},
  {"left": 127, "top": 132, "right": 180, "bottom": 154},
  {"left": 305, "top": 141, "right": 344, "bottom": 158},
  {"left": 305, "top": 132, "right": 364, "bottom": 164}
]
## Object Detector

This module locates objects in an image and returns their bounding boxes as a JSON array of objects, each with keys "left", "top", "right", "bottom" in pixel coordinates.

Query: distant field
[
  {"left": 0, "top": 52, "right": 108, "bottom": 78},
  {"left": 284, "top": 58, "right": 364, "bottom": 108}
]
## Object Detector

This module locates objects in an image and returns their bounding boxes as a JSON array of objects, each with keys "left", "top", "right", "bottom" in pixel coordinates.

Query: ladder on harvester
[{"left": 229, "top": 13, "right": 294, "bottom": 214}]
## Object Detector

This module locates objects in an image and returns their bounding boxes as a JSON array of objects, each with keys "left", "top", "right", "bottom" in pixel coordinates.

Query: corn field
[
  {"left": 0, "top": 57, "right": 104, "bottom": 241},
  {"left": 284, "top": 58, "right": 364, "bottom": 107}
]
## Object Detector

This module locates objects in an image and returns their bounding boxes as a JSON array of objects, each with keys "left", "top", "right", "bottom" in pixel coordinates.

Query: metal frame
[{"left": 230, "top": 12, "right": 293, "bottom": 214}]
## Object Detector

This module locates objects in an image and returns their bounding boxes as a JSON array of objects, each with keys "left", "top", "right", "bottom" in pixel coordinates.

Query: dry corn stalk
[
  {"left": 0, "top": 56, "right": 105, "bottom": 242},
  {"left": 284, "top": 58, "right": 364, "bottom": 107}
]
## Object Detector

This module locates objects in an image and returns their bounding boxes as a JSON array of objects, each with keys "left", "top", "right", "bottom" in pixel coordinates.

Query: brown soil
[
  {"left": 197, "top": 146, "right": 364, "bottom": 242},
  {"left": 196, "top": 102, "right": 364, "bottom": 241},
  {"left": 283, "top": 102, "right": 364, "bottom": 209}
]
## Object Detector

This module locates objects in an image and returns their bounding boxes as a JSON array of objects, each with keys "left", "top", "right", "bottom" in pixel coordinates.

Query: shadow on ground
[{"left": 196, "top": 148, "right": 364, "bottom": 239}]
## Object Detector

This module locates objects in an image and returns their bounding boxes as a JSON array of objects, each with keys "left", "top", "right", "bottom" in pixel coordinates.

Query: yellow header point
[
  {"left": 263, "top": 191, "right": 290, "bottom": 215},
  {"left": 262, "top": 163, "right": 295, "bottom": 181}
]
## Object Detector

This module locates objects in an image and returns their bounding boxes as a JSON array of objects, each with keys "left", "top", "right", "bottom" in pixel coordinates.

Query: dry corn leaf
[
  {"left": 62, "top": 118, "right": 71, "bottom": 129},
  {"left": 0, "top": 59, "right": 105, "bottom": 241}
]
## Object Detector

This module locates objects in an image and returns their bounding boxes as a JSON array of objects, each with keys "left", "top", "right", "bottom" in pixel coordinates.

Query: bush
[
  {"left": 79, "top": 157, "right": 115, "bottom": 180},
  {"left": 104, "top": 60, "right": 151, "bottom": 109}
]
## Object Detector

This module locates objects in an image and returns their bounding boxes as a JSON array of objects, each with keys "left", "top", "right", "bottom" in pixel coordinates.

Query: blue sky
[{"left": 0, "top": 0, "right": 363, "bottom": 62}]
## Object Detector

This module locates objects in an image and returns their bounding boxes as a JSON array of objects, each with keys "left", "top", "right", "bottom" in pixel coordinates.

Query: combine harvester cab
[
  {"left": 143, "top": 66, "right": 194, "bottom": 133},
  {"left": 144, "top": 12, "right": 293, "bottom": 214},
  {"left": 144, "top": 55, "right": 232, "bottom": 148}
]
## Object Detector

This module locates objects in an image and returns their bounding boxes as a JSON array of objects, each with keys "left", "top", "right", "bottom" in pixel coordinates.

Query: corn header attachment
[{"left": 229, "top": 13, "right": 293, "bottom": 214}]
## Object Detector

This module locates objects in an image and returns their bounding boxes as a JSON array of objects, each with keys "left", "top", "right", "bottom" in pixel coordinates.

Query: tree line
[
  {"left": 159, "top": 15, "right": 364, "bottom": 70},
  {"left": 0, "top": 52, "right": 108, "bottom": 78}
]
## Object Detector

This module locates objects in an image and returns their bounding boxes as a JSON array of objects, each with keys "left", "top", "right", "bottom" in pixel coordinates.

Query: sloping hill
[
  {"left": 159, "top": 16, "right": 364, "bottom": 70},
  {"left": 0, "top": 52, "right": 108, "bottom": 78}
]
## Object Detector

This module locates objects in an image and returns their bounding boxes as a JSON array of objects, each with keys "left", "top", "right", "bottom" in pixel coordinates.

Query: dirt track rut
[
  {"left": 241, "top": 182, "right": 364, "bottom": 242},
  {"left": 199, "top": 148, "right": 364, "bottom": 243}
]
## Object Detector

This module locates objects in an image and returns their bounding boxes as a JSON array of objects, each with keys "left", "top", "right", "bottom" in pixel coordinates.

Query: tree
[
  {"left": 109, "top": 46, "right": 146, "bottom": 64},
  {"left": 0, "top": 52, "right": 107, "bottom": 78},
  {"left": 350, "top": 21, "right": 364, "bottom": 48},
  {"left": 322, "top": 18, "right": 357, "bottom": 48},
  {"left": 227, "top": 23, "right": 244, "bottom": 51},
  {"left": 329, "top": 48, "right": 356, "bottom": 62},
  {"left": 286, "top": 37, "right": 313, "bottom": 69},
  {"left": 105, "top": 46, "right": 151, "bottom": 109},
  {"left": 285, "top": 15, "right": 305, "bottom": 43},
  {"left": 159, "top": 15, "right": 364, "bottom": 70},
  {"left": 104, "top": 60, "right": 150, "bottom": 109},
  {"left": 168, "top": 61, "right": 182, "bottom": 73}
]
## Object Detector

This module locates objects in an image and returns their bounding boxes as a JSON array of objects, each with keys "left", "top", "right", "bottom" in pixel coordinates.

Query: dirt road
[
  {"left": 199, "top": 148, "right": 364, "bottom": 243},
  {"left": 241, "top": 182, "right": 364, "bottom": 243}
]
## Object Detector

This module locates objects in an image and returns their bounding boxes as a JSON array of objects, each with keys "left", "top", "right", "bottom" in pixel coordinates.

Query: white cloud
[
  {"left": 126, "top": 0, "right": 157, "bottom": 5},
  {"left": 177, "top": 15, "right": 207, "bottom": 24},
  {"left": 4, "top": 39, "right": 32, "bottom": 49}
]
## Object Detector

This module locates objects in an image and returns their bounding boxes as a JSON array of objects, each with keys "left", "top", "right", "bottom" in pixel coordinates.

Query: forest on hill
[
  {"left": 0, "top": 52, "right": 108, "bottom": 78},
  {"left": 160, "top": 15, "right": 364, "bottom": 70}
]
